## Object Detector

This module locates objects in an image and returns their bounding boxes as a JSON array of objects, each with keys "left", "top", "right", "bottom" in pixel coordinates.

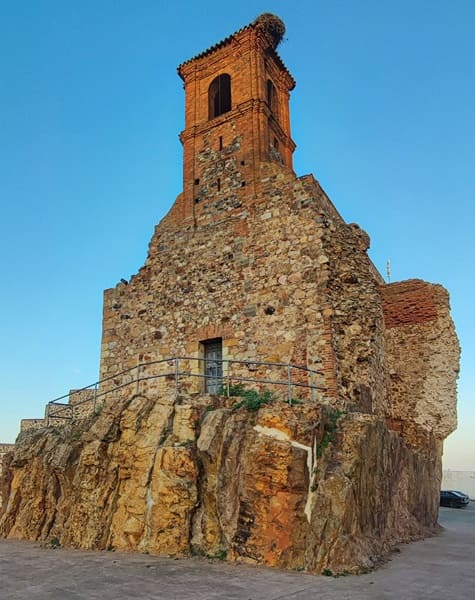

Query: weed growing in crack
[
  {"left": 316, "top": 409, "right": 345, "bottom": 458},
  {"left": 223, "top": 385, "right": 276, "bottom": 412}
]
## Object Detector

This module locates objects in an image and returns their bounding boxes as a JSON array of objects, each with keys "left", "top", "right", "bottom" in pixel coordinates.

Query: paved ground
[{"left": 1, "top": 504, "right": 474, "bottom": 599}]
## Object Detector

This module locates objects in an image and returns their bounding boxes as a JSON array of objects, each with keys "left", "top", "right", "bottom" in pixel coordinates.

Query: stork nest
[{"left": 254, "top": 13, "right": 286, "bottom": 48}]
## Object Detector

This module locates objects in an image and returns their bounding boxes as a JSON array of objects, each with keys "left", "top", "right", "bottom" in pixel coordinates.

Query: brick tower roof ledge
[{"left": 177, "top": 13, "right": 294, "bottom": 87}]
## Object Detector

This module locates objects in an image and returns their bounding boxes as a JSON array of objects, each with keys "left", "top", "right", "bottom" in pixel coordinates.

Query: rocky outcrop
[
  {"left": 0, "top": 13, "right": 459, "bottom": 576},
  {"left": 0, "top": 392, "right": 441, "bottom": 573}
]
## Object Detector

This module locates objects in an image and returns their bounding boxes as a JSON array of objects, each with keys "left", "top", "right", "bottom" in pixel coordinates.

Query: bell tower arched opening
[{"left": 208, "top": 74, "right": 232, "bottom": 120}]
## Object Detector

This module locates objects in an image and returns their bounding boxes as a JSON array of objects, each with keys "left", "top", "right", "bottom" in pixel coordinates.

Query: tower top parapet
[{"left": 178, "top": 13, "right": 294, "bottom": 88}]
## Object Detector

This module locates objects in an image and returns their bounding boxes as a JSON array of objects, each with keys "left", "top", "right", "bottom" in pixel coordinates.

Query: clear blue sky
[{"left": 1, "top": 1, "right": 473, "bottom": 469}]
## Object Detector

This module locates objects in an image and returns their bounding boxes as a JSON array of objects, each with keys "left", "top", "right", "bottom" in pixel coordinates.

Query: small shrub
[
  {"left": 316, "top": 409, "right": 345, "bottom": 458},
  {"left": 322, "top": 568, "right": 333, "bottom": 577},
  {"left": 191, "top": 547, "right": 227, "bottom": 561},
  {"left": 219, "top": 383, "right": 247, "bottom": 397},
  {"left": 229, "top": 387, "right": 275, "bottom": 412},
  {"left": 207, "top": 549, "right": 227, "bottom": 561}
]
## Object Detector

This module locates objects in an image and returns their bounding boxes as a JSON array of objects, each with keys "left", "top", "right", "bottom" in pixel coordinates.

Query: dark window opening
[
  {"left": 209, "top": 74, "right": 232, "bottom": 120},
  {"left": 194, "top": 178, "right": 200, "bottom": 185},
  {"left": 203, "top": 338, "right": 223, "bottom": 394},
  {"left": 267, "top": 79, "right": 279, "bottom": 117},
  {"left": 240, "top": 160, "right": 245, "bottom": 166},
  {"left": 219, "top": 136, "right": 223, "bottom": 150},
  {"left": 217, "top": 178, "right": 221, "bottom": 192},
  {"left": 241, "top": 181, "right": 246, "bottom": 187}
]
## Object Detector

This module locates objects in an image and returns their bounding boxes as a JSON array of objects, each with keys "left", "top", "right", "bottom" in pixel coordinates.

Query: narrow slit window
[{"left": 267, "top": 79, "right": 279, "bottom": 118}]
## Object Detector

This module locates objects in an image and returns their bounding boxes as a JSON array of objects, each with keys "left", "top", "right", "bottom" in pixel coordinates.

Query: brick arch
[{"left": 191, "top": 323, "right": 234, "bottom": 343}]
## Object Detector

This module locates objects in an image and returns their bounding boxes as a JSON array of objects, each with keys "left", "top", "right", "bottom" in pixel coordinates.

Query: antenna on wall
[{"left": 386, "top": 259, "right": 391, "bottom": 283}]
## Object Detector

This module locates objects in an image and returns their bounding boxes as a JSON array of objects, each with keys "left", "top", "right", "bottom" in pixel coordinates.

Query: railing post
[
  {"left": 93, "top": 383, "right": 98, "bottom": 412},
  {"left": 46, "top": 404, "right": 50, "bottom": 427},
  {"left": 226, "top": 360, "right": 230, "bottom": 396},
  {"left": 175, "top": 357, "right": 179, "bottom": 400},
  {"left": 287, "top": 364, "right": 292, "bottom": 406}
]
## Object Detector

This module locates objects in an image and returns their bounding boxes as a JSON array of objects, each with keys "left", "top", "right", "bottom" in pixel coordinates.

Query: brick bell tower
[{"left": 177, "top": 14, "right": 296, "bottom": 224}]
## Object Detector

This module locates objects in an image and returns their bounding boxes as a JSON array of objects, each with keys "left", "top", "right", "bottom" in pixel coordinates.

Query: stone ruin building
[{"left": 0, "top": 14, "right": 459, "bottom": 573}]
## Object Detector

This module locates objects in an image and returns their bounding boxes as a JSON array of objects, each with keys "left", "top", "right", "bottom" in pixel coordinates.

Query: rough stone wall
[
  {"left": 68, "top": 389, "right": 96, "bottom": 419},
  {"left": 96, "top": 14, "right": 392, "bottom": 421},
  {"left": 0, "top": 444, "right": 14, "bottom": 511},
  {"left": 20, "top": 419, "right": 46, "bottom": 433},
  {"left": 20, "top": 389, "right": 96, "bottom": 435},
  {"left": 381, "top": 280, "right": 459, "bottom": 443},
  {"left": 0, "top": 444, "right": 14, "bottom": 478},
  {"left": 99, "top": 162, "right": 386, "bottom": 419}
]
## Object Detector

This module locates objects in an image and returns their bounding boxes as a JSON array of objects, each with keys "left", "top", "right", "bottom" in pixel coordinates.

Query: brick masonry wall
[
  {"left": 178, "top": 18, "right": 295, "bottom": 222},
  {"left": 382, "top": 279, "right": 438, "bottom": 328},
  {"left": 382, "top": 280, "right": 459, "bottom": 441}
]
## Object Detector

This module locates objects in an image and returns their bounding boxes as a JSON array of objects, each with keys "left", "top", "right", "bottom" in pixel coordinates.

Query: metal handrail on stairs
[{"left": 45, "top": 356, "right": 325, "bottom": 423}]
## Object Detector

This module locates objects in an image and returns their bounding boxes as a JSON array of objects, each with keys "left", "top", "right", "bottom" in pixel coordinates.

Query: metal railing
[{"left": 46, "top": 356, "right": 325, "bottom": 423}]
